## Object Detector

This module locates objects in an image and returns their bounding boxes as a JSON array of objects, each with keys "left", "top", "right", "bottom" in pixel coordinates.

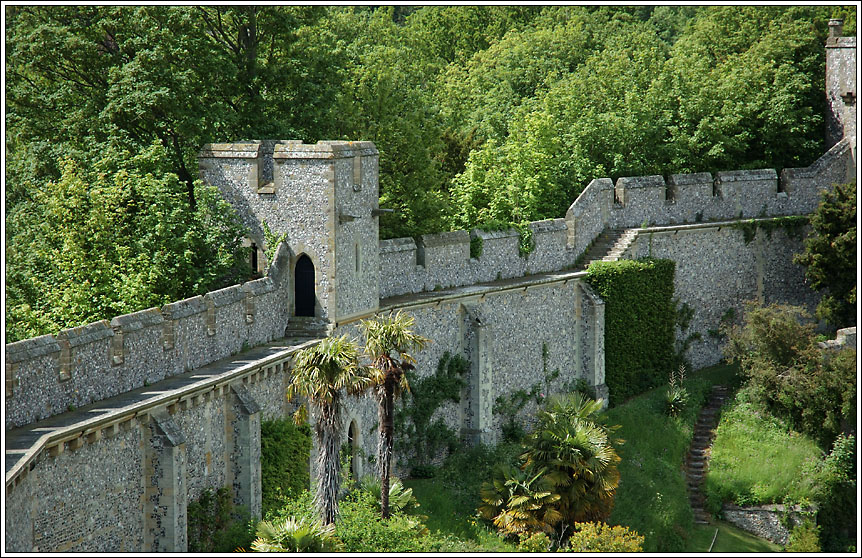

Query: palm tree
[
  {"left": 522, "top": 393, "right": 623, "bottom": 527},
  {"left": 359, "top": 310, "right": 429, "bottom": 519},
  {"left": 287, "top": 335, "right": 370, "bottom": 525},
  {"left": 478, "top": 463, "right": 562, "bottom": 538},
  {"left": 250, "top": 516, "right": 343, "bottom": 552}
]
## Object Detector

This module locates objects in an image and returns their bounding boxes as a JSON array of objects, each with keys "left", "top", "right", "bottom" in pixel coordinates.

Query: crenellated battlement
[
  {"left": 5, "top": 135, "right": 853, "bottom": 430},
  {"left": 4, "top": 246, "right": 292, "bottom": 430},
  {"left": 379, "top": 136, "right": 854, "bottom": 299}
]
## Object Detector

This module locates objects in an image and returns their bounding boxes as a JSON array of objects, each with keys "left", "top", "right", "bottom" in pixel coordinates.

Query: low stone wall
[{"left": 722, "top": 503, "right": 814, "bottom": 545}]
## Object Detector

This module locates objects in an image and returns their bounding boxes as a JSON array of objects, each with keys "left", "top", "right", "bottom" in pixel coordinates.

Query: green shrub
[
  {"left": 267, "top": 486, "right": 485, "bottom": 552},
  {"left": 793, "top": 181, "right": 856, "bottom": 328},
  {"left": 784, "top": 520, "right": 821, "bottom": 553},
  {"left": 334, "top": 490, "right": 434, "bottom": 552},
  {"left": 518, "top": 531, "right": 552, "bottom": 552},
  {"left": 187, "top": 487, "right": 255, "bottom": 552},
  {"left": 808, "top": 434, "right": 857, "bottom": 552},
  {"left": 585, "top": 258, "right": 676, "bottom": 405},
  {"left": 410, "top": 464, "right": 436, "bottom": 478},
  {"left": 664, "top": 365, "right": 690, "bottom": 417},
  {"left": 560, "top": 522, "right": 645, "bottom": 552},
  {"left": 723, "top": 303, "right": 857, "bottom": 447},
  {"left": 261, "top": 419, "right": 312, "bottom": 515},
  {"left": 250, "top": 516, "right": 342, "bottom": 552},
  {"left": 358, "top": 476, "right": 420, "bottom": 515}
]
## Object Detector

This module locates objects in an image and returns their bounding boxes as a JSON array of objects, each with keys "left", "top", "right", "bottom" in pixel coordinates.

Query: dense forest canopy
[{"left": 4, "top": 5, "right": 856, "bottom": 341}]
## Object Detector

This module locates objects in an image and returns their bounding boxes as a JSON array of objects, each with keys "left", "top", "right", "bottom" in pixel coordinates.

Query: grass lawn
[
  {"left": 404, "top": 478, "right": 515, "bottom": 552},
  {"left": 604, "top": 363, "right": 742, "bottom": 552},
  {"left": 705, "top": 387, "right": 822, "bottom": 514},
  {"left": 688, "top": 520, "right": 782, "bottom": 553}
]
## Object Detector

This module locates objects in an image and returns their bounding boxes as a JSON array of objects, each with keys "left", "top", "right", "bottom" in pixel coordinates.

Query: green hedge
[
  {"left": 585, "top": 258, "right": 676, "bottom": 405},
  {"left": 261, "top": 418, "right": 312, "bottom": 515}
]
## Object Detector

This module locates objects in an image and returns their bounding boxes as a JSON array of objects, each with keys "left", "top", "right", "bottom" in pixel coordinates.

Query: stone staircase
[
  {"left": 686, "top": 385, "right": 732, "bottom": 525},
  {"left": 575, "top": 228, "right": 639, "bottom": 271},
  {"left": 284, "top": 316, "right": 332, "bottom": 343}
]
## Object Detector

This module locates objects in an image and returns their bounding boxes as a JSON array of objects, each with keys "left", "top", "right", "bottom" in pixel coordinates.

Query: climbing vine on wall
[
  {"left": 492, "top": 342, "right": 561, "bottom": 442},
  {"left": 187, "top": 487, "right": 255, "bottom": 552},
  {"left": 395, "top": 352, "right": 470, "bottom": 473},
  {"left": 730, "top": 215, "right": 809, "bottom": 245},
  {"left": 260, "top": 418, "right": 312, "bottom": 515},
  {"left": 585, "top": 258, "right": 676, "bottom": 405}
]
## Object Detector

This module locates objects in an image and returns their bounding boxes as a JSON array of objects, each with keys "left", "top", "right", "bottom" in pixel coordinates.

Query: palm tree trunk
[
  {"left": 316, "top": 401, "right": 341, "bottom": 525},
  {"left": 378, "top": 378, "right": 395, "bottom": 519}
]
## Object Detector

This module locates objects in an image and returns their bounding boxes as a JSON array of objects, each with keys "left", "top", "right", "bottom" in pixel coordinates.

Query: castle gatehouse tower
[{"left": 198, "top": 140, "right": 381, "bottom": 324}]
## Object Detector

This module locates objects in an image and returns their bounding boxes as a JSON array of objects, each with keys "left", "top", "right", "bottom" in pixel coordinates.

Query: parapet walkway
[
  {"left": 4, "top": 333, "right": 322, "bottom": 486},
  {"left": 377, "top": 267, "right": 589, "bottom": 315}
]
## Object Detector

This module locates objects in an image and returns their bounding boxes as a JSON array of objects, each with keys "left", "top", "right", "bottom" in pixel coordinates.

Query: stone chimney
[{"left": 828, "top": 18, "right": 844, "bottom": 40}]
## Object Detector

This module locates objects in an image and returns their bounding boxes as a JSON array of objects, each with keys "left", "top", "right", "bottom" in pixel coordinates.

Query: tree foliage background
[{"left": 4, "top": 5, "right": 855, "bottom": 341}]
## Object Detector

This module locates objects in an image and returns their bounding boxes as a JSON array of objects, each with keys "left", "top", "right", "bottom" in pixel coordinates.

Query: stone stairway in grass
[
  {"left": 575, "top": 228, "right": 639, "bottom": 271},
  {"left": 686, "top": 385, "right": 732, "bottom": 525}
]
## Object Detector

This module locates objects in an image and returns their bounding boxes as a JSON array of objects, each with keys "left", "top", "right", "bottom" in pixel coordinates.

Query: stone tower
[
  {"left": 826, "top": 18, "right": 857, "bottom": 153},
  {"left": 198, "top": 140, "right": 380, "bottom": 324}
]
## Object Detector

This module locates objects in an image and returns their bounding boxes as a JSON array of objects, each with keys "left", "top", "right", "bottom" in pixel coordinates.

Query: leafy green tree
[
  {"left": 793, "top": 181, "right": 857, "bottom": 328},
  {"left": 666, "top": 6, "right": 827, "bottom": 173},
  {"left": 5, "top": 6, "right": 334, "bottom": 205},
  {"left": 449, "top": 21, "right": 673, "bottom": 229},
  {"left": 287, "top": 336, "right": 370, "bottom": 525},
  {"left": 5, "top": 143, "right": 250, "bottom": 342},
  {"left": 325, "top": 7, "right": 452, "bottom": 238},
  {"left": 359, "top": 310, "right": 429, "bottom": 519}
]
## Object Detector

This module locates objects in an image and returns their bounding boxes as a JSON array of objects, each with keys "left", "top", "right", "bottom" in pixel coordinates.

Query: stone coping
[
  {"left": 4, "top": 337, "right": 321, "bottom": 492},
  {"left": 374, "top": 268, "right": 589, "bottom": 317},
  {"left": 630, "top": 215, "right": 809, "bottom": 235}
]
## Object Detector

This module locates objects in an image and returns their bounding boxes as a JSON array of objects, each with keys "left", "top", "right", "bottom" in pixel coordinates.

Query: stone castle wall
[
  {"left": 4, "top": 245, "right": 292, "bottom": 430},
  {"left": 335, "top": 273, "right": 605, "bottom": 468},
  {"left": 622, "top": 221, "right": 819, "bottom": 369},
  {"left": 378, "top": 137, "right": 853, "bottom": 300},
  {"left": 5, "top": 27, "right": 856, "bottom": 551},
  {"left": 5, "top": 344, "right": 293, "bottom": 553}
]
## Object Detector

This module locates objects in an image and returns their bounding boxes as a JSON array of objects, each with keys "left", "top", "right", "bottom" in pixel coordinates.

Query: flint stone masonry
[
  {"left": 819, "top": 326, "right": 857, "bottom": 350},
  {"left": 5, "top": 251, "right": 290, "bottom": 430},
  {"left": 5, "top": 343, "right": 282, "bottom": 553},
  {"left": 622, "top": 221, "right": 819, "bottom": 369},
  {"left": 826, "top": 21, "right": 857, "bottom": 150},
  {"left": 8, "top": 426, "right": 146, "bottom": 552},
  {"left": 379, "top": 129, "right": 851, "bottom": 301},
  {"left": 721, "top": 504, "right": 813, "bottom": 545}
]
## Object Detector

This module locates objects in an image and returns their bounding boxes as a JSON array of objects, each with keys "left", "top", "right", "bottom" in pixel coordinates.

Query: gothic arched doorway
[
  {"left": 295, "top": 254, "right": 315, "bottom": 316},
  {"left": 347, "top": 420, "right": 360, "bottom": 479}
]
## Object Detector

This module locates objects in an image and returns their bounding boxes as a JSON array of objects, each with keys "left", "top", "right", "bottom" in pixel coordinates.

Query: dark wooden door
[{"left": 295, "top": 255, "right": 315, "bottom": 316}]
